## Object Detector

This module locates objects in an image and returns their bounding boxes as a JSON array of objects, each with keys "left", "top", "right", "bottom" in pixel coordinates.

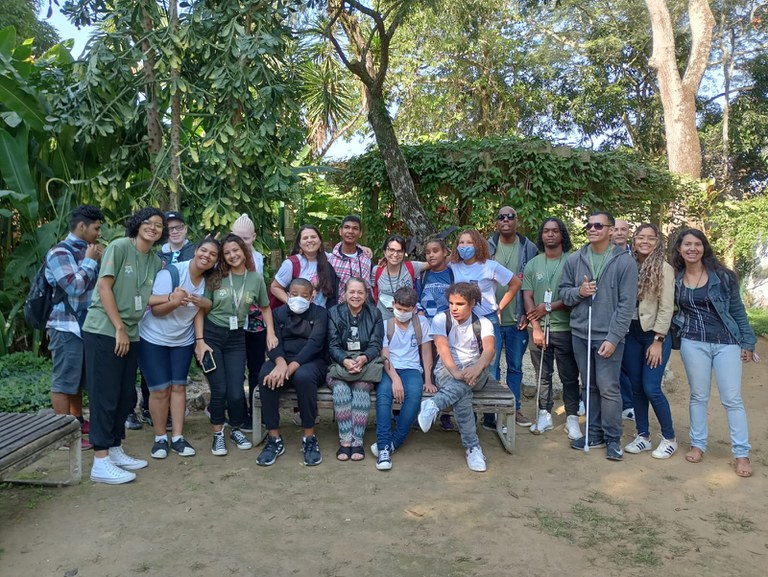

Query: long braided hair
[{"left": 633, "top": 223, "right": 665, "bottom": 302}]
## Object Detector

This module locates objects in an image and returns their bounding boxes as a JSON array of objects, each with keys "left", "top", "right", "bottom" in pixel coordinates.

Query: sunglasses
[
  {"left": 584, "top": 222, "right": 609, "bottom": 231},
  {"left": 496, "top": 213, "right": 517, "bottom": 221}
]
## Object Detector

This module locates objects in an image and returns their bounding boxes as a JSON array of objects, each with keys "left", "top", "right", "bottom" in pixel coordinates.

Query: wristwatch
[{"left": 654, "top": 335, "right": 665, "bottom": 342}]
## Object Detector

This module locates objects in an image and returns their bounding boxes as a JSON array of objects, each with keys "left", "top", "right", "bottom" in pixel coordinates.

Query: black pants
[
  {"left": 245, "top": 330, "right": 267, "bottom": 417},
  {"left": 258, "top": 358, "right": 326, "bottom": 430},
  {"left": 204, "top": 319, "right": 247, "bottom": 428},
  {"left": 84, "top": 331, "right": 139, "bottom": 451},
  {"left": 528, "top": 330, "right": 581, "bottom": 414}
]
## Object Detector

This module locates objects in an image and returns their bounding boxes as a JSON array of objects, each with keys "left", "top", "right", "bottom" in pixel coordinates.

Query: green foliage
[
  {"left": 710, "top": 194, "right": 768, "bottom": 277},
  {"left": 747, "top": 308, "right": 768, "bottom": 337},
  {"left": 0, "top": 351, "right": 53, "bottom": 413},
  {"left": 0, "top": 0, "right": 60, "bottom": 51}
]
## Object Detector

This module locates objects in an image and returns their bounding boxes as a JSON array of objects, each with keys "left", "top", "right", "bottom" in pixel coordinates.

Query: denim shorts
[
  {"left": 48, "top": 329, "right": 85, "bottom": 394},
  {"left": 138, "top": 338, "right": 195, "bottom": 391}
]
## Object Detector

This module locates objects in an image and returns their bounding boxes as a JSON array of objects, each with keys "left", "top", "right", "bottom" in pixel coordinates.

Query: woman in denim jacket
[{"left": 672, "top": 229, "right": 757, "bottom": 477}]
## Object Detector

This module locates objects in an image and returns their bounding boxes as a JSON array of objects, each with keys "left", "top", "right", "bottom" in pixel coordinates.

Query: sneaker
[
  {"left": 109, "top": 446, "right": 148, "bottom": 470},
  {"left": 530, "top": 410, "right": 553, "bottom": 435},
  {"left": 90, "top": 457, "right": 136, "bottom": 485},
  {"left": 124, "top": 412, "right": 142, "bottom": 430},
  {"left": 417, "top": 399, "right": 439, "bottom": 432},
  {"left": 565, "top": 415, "right": 583, "bottom": 440},
  {"left": 150, "top": 439, "right": 169, "bottom": 459},
  {"left": 651, "top": 437, "right": 678, "bottom": 460},
  {"left": 439, "top": 414, "right": 457, "bottom": 432},
  {"left": 256, "top": 435, "right": 285, "bottom": 466},
  {"left": 465, "top": 446, "right": 487, "bottom": 472},
  {"left": 370, "top": 442, "right": 395, "bottom": 458},
  {"left": 606, "top": 441, "right": 624, "bottom": 461},
  {"left": 81, "top": 438, "right": 93, "bottom": 451},
  {"left": 481, "top": 417, "right": 497, "bottom": 431},
  {"left": 80, "top": 419, "right": 90, "bottom": 435},
  {"left": 170, "top": 438, "right": 196, "bottom": 457},
  {"left": 577, "top": 400, "right": 586, "bottom": 416},
  {"left": 211, "top": 432, "right": 228, "bottom": 456},
  {"left": 141, "top": 409, "right": 154, "bottom": 427},
  {"left": 303, "top": 435, "right": 322, "bottom": 466},
  {"left": 622, "top": 408, "right": 635, "bottom": 421},
  {"left": 376, "top": 445, "right": 392, "bottom": 471},
  {"left": 570, "top": 436, "right": 606, "bottom": 450},
  {"left": 230, "top": 428, "right": 253, "bottom": 450},
  {"left": 624, "top": 435, "right": 652, "bottom": 454},
  {"left": 515, "top": 410, "right": 533, "bottom": 428}
]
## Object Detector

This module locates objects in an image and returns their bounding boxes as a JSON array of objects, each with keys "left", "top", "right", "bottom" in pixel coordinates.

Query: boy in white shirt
[
  {"left": 418, "top": 282, "right": 496, "bottom": 472},
  {"left": 372, "top": 287, "right": 434, "bottom": 471}
]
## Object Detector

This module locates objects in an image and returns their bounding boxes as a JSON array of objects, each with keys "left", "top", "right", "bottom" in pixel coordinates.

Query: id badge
[
  {"left": 544, "top": 289, "right": 553, "bottom": 305},
  {"left": 134, "top": 296, "right": 142, "bottom": 311},
  {"left": 347, "top": 340, "right": 361, "bottom": 351},
  {"left": 229, "top": 315, "right": 239, "bottom": 330}
]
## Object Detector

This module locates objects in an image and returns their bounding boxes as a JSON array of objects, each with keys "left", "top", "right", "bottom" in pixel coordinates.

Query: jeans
[
  {"left": 245, "top": 330, "right": 267, "bottom": 417},
  {"left": 258, "top": 358, "right": 326, "bottom": 430},
  {"left": 680, "top": 338, "right": 750, "bottom": 458},
  {"left": 496, "top": 323, "right": 527, "bottom": 411},
  {"left": 433, "top": 365, "right": 489, "bottom": 449},
  {"left": 203, "top": 319, "right": 247, "bottom": 428},
  {"left": 528, "top": 330, "right": 580, "bottom": 415},
  {"left": 571, "top": 335, "right": 624, "bottom": 443},
  {"left": 619, "top": 369, "right": 634, "bottom": 411},
  {"left": 376, "top": 368, "right": 423, "bottom": 451},
  {"left": 621, "top": 320, "right": 675, "bottom": 440}
]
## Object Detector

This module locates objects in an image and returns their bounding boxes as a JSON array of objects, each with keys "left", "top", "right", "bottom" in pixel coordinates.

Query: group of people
[{"left": 44, "top": 203, "right": 758, "bottom": 484}]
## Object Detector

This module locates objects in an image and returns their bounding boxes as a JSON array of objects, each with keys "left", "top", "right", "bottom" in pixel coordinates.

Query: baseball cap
[{"left": 165, "top": 211, "right": 185, "bottom": 224}]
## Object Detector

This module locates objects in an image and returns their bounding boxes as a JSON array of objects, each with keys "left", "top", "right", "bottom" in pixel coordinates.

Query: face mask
[
  {"left": 457, "top": 246, "right": 476, "bottom": 260},
  {"left": 287, "top": 296, "right": 310, "bottom": 314},
  {"left": 393, "top": 308, "right": 413, "bottom": 323}
]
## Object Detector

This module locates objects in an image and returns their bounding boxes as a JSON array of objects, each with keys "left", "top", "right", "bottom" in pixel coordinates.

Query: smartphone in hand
[{"left": 201, "top": 350, "right": 216, "bottom": 373}]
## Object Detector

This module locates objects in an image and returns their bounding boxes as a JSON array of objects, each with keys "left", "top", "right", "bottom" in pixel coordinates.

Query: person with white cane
[
  {"left": 560, "top": 212, "right": 637, "bottom": 460},
  {"left": 522, "top": 218, "right": 581, "bottom": 438}
]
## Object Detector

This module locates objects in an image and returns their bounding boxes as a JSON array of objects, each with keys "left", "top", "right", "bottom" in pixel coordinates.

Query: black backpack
[
  {"left": 24, "top": 243, "right": 78, "bottom": 330},
  {"left": 444, "top": 312, "right": 484, "bottom": 354}
]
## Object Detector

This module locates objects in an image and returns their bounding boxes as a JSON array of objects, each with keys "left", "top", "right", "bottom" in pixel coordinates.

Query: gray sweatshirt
[{"left": 559, "top": 244, "right": 638, "bottom": 346}]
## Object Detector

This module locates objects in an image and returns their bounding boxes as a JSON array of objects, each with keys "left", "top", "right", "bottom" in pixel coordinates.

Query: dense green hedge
[{"left": 0, "top": 352, "right": 53, "bottom": 413}]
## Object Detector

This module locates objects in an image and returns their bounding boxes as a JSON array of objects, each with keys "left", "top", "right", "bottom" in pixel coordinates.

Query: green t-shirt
[
  {"left": 521, "top": 252, "right": 571, "bottom": 332},
  {"left": 495, "top": 238, "right": 520, "bottom": 325},
  {"left": 205, "top": 271, "right": 269, "bottom": 329},
  {"left": 83, "top": 237, "right": 161, "bottom": 341}
]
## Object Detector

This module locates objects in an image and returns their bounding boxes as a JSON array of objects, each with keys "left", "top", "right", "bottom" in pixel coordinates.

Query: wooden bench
[
  {"left": 252, "top": 379, "right": 517, "bottom": 454},
  {"left": 0, "top": 412, "right": 82, "bottom": 486}
]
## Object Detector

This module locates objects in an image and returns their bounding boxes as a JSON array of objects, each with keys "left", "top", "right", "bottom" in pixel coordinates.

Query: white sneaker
[
  {"left": 417, "top": 399, "right": 439, "bottom": 432},
  {"left": 530, "top": 410, "right": 553, "bottom": 435},
  {"left": 624, "top": 435, "right": 652, "bottom": 454},
  {"left": 622, "top": 408, "right": 635, "bottom": 421},
  {"left": 565, "top": 415, "right": 583, "bottom": 440},
  {"left": 91, "top": 456, "right": 136, "bottom": 485},
  {"left": 109, "top": 446, "right": 148, "bottom": 470},
  {"left": 577, "top": 401, "right": 586, "bottom": 416},
  {"left": 465, "top": 446, "right": 487, "bottom": 472},
  {"left": 652, "top": 437, "right": 678, "bottom": 459}
]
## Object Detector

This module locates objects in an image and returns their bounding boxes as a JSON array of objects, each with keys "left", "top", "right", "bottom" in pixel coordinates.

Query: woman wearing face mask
[{"left": 371, "top": 234, "right": 427, "bottom": 320}]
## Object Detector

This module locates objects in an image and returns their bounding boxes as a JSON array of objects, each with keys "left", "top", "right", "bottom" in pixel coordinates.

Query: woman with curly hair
[
  {"left": 621, "top": 224, "right": 678, "bottom": 459},
  {"left": 83, "top": 207, "right": 166, "bottom": 484},
  {"left": 672, "top": 228, "right": 757, "bottom": 477}
]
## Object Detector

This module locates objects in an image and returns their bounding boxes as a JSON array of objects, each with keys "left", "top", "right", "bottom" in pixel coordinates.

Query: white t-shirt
[
  {"left": 139, "top": 261, "right": 205, "bottom": 346},
  {"left": 449, "top": 260, "right": 513, "bottom": 316},
  {"left": 273, "top": 254, "right": 327, "bottom": 308},
  {"left": 371, "top": 262, "right": 426, "bottom": 319},
  {"left": 382, "top": 316, "right": 432, "bottom": 372},
  {"left": 429, "top": 311, "right": 494, "bottom": 370}
]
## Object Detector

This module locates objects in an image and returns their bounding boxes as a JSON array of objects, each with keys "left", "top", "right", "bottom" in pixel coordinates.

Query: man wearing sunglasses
[
  {"left": 486, "top": 206, "right": 539, "bottom": 429},
  {"left": 559, "top": 211, "right": 638, "bottom": 461}
]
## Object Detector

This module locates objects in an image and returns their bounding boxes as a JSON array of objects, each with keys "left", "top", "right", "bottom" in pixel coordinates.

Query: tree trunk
[
  {"left": 645, "top": 0, "right": 715, "bottom": 179},
  {"left": 139, "top": 2, "right": 165, "bottom": 206},
  {"left": 168, "top": 0, "right": 181, "bottom": 211}
]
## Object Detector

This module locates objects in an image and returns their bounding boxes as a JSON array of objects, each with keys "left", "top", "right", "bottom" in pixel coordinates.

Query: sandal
[
  {"left": 350, "top": 446, "right": 365, "bottom": 461},
  {"left": 734, "top": 457, "right": 753, "bottom": 478},
  {"left": 336, "top": 445, "right": 352, "bottom": 462},
  {"left": 685, "top": 447, "right": 704, "bottom": 463}
]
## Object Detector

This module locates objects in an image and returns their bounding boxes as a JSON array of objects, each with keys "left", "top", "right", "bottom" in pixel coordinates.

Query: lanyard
[
  {"left": 228, "top": 272, "right": 248, "bottom": 317},
  {"left": 386, "top": 264, "right": 402, "bottom": 296},
  {"left": 588, "top": 247, "right": 610, "bottom": 282},
  {"left": 132, "top": 242, "right": 151, "bottom": 296},
  {"left": 544, "top": 255, "right": 565, "bottom": 291}
]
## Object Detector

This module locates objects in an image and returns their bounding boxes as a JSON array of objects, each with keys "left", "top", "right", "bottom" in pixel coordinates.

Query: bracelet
[
  {"left": 195, "top": 337, "right": 204, "bottom": 341},
  {"left": 168, "top": 293, "right": 172, "bottom": 302}
]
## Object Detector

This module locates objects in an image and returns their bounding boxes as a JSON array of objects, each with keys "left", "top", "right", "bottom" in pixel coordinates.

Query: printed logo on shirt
[
  {"left": 124, "top": 265, "right": 134, "bottom": 275},
  {"left": 218, "top": 289, "right": 228, "bottom": 297},
  {"left": 535, "top": 272, "right": 545, "bottom": 281}
]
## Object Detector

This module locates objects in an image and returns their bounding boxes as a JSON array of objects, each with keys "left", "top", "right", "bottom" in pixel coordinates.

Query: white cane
[
  {"left": 532, "top": 304, "right": 551, "bottom": 434},
  {"left": 584, "top": 294, "right": 594, "bottom": 453}
]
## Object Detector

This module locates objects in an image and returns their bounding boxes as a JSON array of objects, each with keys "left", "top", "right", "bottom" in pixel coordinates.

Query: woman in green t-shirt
[{"left": 194, "top": 234, "right": 276, "bottom": 456}]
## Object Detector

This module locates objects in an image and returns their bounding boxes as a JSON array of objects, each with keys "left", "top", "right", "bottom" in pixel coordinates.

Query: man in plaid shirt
[
  {"left": 45, "top": 205, "right": 104, "bottom": 448},
  {"left": 328, "top": 215, "right": 373, "bottom": 303}
]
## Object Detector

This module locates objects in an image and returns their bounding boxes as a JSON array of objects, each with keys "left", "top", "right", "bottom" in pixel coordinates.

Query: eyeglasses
[
  {"left": 496, "top": 213, "right": 517, "bottom": 221},
  {"left": 634, "top": 235, "right": 658, "bottom": 243},
  {"left": 386, "top": 247, "right": 404, "bottom": 254},
  {"left": 141, "top": 220, "right": 164, "bottom": 230},
  {"left": 168, "top": 224, "right": 186, "bottom": 233},
  {"left": 584, "top": 222, "right": 609, "bottom": 231}
]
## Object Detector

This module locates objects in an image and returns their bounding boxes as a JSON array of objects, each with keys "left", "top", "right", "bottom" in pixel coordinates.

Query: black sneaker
[
  {"left": 125, "top": 412, "right": 143, "bottom": 430},
  {"left": 211, "top": 432, "right": 228, "bottom": 456},
  {"left": 150, "top": 439, "right": 168, "bottom": 459},
  {"left": 230, "top": 428, "right": 253, "bottom": 450},
  {"left": 256, "top": 435, "right": 285, "bottom": 466},
  {"left": 606, "top": 441, "right": 624, "bottom": 461},
  {"left": 170, "top": 437, "right": 196, "bottom": 457},
  {"left": 481, "top": 417, "right": 497, "bottom": 431},
  {"left": 303, "top": 435, "right": 322, "bottom": 466},
  {"left": 141, "top": 409, "right": 154, "bottom": 426},
  {"left": 570, "top": 436, "right": 606, "bottom": 450}
]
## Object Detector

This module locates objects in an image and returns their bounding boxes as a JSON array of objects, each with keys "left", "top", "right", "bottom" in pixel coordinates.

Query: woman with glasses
[
  {"left": 672, "top": 228, "right": 757, "bottom": 478},
  {"left": 371, "top": 234, "right": 426, "bottom": 320},
  {"left": 621, "top": 224, "right": 678, "bottom": 459}
]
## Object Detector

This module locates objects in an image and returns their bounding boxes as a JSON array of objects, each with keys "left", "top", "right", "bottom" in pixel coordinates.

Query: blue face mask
[{"left": 457, "top": 245, "right": 476, "bottom": 261}]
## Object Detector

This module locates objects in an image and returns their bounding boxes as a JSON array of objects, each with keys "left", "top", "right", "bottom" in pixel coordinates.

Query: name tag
[
  {"left": 544, "top": 289, "right": 553, "bottom": 305},
  {"left": 347, "top": 340, "right": 361, "bottom": 351},
  {"left": 134, "top": 296, "right": 142, "bottom": 311},
  {"left": 229, "top": 316, "right": 239, "bottom": 330}
]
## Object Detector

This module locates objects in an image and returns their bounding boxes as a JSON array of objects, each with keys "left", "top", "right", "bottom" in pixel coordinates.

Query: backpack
[
  {"left": 443, "top": 312, "right": 484, "bottom": 354},
  {"left": 24, "top": 243, "right": 78, "bottom": 330},
  {"left": 373, "top": 261, "right": 416, "bottom": 304},
  {"left": 385, "top": 315, "right": 423, "bottom": 346},
  {"left": 268, "top": 254, "right": 300, "bottom": 310},
  {"left": 165, "top": 264, "right": 180, "bottom": 291}
]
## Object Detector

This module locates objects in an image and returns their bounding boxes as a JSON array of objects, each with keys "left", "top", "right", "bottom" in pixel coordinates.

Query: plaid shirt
[
  {"left": 44, "top": 233, "right": 100, "bottom": 337},
  {"left": 328, "top": 242, "right": 372, "bottom": 303}
]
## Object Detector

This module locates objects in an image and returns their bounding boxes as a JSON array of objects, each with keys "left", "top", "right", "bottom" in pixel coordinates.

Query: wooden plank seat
[
  {"left": 252, "top": 379, "right": 516, "bottom": 454},
  {"left": 0, "top": 412, "right": 82, "bottom": 486}
]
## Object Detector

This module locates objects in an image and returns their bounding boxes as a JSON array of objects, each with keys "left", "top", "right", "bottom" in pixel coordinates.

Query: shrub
[{"left": 0, "top": 352, "right": 53, "bottom": 413}]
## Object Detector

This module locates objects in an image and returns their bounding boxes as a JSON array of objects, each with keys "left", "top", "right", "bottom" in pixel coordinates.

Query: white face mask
[
  {"left": 287, "top": 296, "right": 310, "bottom": 314},
  {"left": 393, "top": 308, "right": 413, "bottom": 323}
]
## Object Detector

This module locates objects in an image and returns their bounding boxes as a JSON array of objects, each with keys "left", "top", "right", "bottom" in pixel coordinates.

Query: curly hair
[
  {"left": 671, "top": 228, "right": 737, "bottom": 285},
  {"left": 450, "top": 229, "right": 490, "bottom": 263},
  {"left": 194, "top": 237, "right": 223, "bottom": 290},
  {"left": 124, "top": 207, "right": 167, "bottom": 243},
  {"left": 290, "top": 225, "right": 335, "bottom": 298},
  {"left": 633, "top": 224, "right": 665, "bottom": 302},
  {"left": 209, "top": 234, "right": 256, "bottom": 289},
  {"left": 536, "top": 217, "right": 573, "bottom": 253},
  {"left": 445, "top": 282, "right": 482, "bottom": 306}
]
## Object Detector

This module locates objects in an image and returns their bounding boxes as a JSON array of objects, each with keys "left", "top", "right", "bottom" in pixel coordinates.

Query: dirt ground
[{"left": 2, "top": 339, "right": 767, "bottom": 577}]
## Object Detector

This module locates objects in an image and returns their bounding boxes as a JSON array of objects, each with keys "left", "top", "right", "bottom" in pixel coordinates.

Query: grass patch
[
  {"left": 747, "top": 307, "right": 768, "bottom": 336},
  {"left": 709, "top": 510, "right": 756, "bottom": 533}
]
